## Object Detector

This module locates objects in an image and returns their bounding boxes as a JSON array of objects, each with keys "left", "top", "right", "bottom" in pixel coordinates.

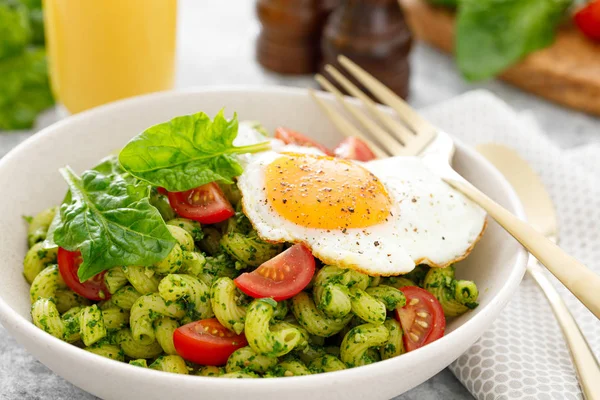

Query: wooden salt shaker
[
  {"left": 257, "top": 0, "right": 339, "bottom": 75},
  {"left": 321, "top": 0, "right": 413, "bottom": 99}
]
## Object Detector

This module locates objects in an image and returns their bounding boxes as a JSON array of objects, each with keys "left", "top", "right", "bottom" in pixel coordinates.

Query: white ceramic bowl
[{"left": 0, "top": 87, "right": 527, "bottom": 400}]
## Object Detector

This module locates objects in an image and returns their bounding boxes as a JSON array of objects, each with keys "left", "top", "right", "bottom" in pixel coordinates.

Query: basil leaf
[
  {"left": 456, "top": 0, "right": 571, "bottom": 81},
  {"left": 53, "top": 166, "right": 176, "bottom": 282},
  {"left": 119, "top": 110, "right": 270, "bottom": 192}
]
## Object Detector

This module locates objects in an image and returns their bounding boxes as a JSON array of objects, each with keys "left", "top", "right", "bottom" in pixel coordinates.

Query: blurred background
[
  {"left": 0, "top": 0, "right": 599, "bottom": 398},
  {"left": 0, "top": 0, "right": 599, "bottom": 150}
]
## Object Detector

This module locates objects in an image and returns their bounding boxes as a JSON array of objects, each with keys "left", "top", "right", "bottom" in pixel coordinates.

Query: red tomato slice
[
  {"left": 173, "top": 318, "right": 248, "bottom": 366},
  {"left": 156, "top": 187, "right": 168, "bottom": 195},
  {"left": 275, "top": 127, "right": 334, "bottom": 156},
  {"left": 395, "top": 286, "right": 445, "bottom": 352},
  {"left": 333, "top": 137, "right": 377, "bottom": 162},
  {"left": 167, "top": 183, "right": 235, "bottom": 224},
  {"left": 575, "top": 0, "right": 600, "bottom": 41},
  {"left": 234, "top": 244, "right": 315, "bottom": 301},
  {"left": 57, "top": 248, "right": 110, "bottom": 301}
]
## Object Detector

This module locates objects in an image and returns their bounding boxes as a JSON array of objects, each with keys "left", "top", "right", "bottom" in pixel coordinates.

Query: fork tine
[
  {"left": 337, "top": 56, "right": 437, "bottom": 153},
  {"left": 315, "top": 75, "right": 408, "bottom": 157},
  {"left": 308, "top": 89, "right": 389, "bottom": 159},
  {"left": 323, "top": 65, "right": 414, "bottom": 146}
]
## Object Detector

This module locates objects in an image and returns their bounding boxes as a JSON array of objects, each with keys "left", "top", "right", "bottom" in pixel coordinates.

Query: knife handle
[
  {"left": 447, "top": 178, "right": 600, "bottom": 321},
  {"left": 528, "top": 261, "right": 600, "bottom": 400}
]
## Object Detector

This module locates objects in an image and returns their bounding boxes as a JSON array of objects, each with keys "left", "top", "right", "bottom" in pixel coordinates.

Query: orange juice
[{"left": 43, "top": 0, "right": 177, "bottom": 114}]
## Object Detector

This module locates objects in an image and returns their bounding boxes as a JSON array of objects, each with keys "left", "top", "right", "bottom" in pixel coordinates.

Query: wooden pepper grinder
[
  {"left": 257, "top": 0, "right": 340, "bottom": 75},
  {"left": 321, "top": 0, "right": 413, "bottom": 99}
]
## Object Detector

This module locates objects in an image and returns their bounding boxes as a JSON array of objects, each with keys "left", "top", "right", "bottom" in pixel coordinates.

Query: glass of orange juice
[{"left": 43, "top": 0, "right": 177, "bottom": 114}]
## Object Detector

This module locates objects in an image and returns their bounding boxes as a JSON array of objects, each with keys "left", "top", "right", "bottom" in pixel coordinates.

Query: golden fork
[
  {"left": 310, "top": 55, "right": 600, "bottom": 320},
  {"left": 477, "top": 143, "right": 600, "bottom": 400}
]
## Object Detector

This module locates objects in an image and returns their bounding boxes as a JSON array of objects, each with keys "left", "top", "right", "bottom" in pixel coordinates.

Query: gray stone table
[{"left": 1, "top": 1, "right": 598, "bottom": 399}]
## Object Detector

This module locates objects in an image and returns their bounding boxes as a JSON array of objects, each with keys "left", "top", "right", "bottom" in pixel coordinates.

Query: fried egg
[{"left": 237, "top": 145, "right": 486, "bottom": 276}]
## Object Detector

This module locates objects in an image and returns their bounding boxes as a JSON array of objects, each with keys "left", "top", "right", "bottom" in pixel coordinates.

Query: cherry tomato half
[
  {"left": 234, "top": 244, "right": 315, "bottom": 301},
  {"left": 167, "top": 183, "right": 235, "bottom": 224},
  {"left": 395, "top": 286, "right": 445, "bottom": 352},
  {"left": 575, "top": 0, "right": 600, "bottom": 41},
  {"left": 275, "top": 127, "right": 334, "bottom": 156},
  {"left": 333, "top": 137, "right": 377, "bottom": 162},
  {"left": 173, "top": 318, "right": 248, "bottom": 366},
  {"left": 57, "top": 248, "right": 110, "bottom": 301}
]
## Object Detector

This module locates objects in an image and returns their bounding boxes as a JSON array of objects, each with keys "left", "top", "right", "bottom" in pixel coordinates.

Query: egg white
[
  {"left": 234, "top": 124, "right": 487, "bottom": 275},
  {"left": 364, "top": 157, "right": 487, "bottom": 272},
  {"left": 237, "top": 150, "right": 486, "bottom": 276}
]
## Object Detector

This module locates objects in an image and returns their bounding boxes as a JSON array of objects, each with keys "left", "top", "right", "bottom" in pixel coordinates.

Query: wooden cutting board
[{"left": 399, "top": 0, "right": 600, "bottom": 116}]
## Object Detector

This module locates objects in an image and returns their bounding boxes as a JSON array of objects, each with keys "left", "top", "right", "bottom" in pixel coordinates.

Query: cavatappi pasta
[
  {"left": 423, "top": 265, "right": 479, "bottom": 317},
  {"left": 24, "top": 182, "right": 480, "bottom": 378}
]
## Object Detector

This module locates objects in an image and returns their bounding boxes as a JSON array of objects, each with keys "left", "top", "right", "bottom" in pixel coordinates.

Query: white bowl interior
[{"left": 0, "top": 87, "right": 527, "bottom": 400}]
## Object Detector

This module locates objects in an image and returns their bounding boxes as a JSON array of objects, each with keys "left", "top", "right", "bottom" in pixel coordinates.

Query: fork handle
[
  {"left": 447, "top": 178, "right": 600, "bottom": 320},
  {"left": 528, "top": 262, "right": 600, "bottom": 400}
]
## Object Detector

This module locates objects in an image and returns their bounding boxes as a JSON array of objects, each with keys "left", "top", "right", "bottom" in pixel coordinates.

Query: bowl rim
[{"left": 0, "top": 86, "right": 528, "bottom": 391}]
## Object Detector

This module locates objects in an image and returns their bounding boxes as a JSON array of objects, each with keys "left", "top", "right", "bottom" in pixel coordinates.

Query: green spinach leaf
[
  {"left": 92, "top": 154, "right": 131, "bottom": 177},
  {"left": 41, "top": 198, "right": 65, "bottom": 250},
  {"left": 118, "top": 110, "right": 271, "bottom": 192},
  {"left": 53, "top": 166, "right": 176, "bottom": 282},
  {"left": 456, "top": 0, "right": 572, "bottom": 81},
  {"left": 44, "top": 156, "right": 124, "bottom": 249}
]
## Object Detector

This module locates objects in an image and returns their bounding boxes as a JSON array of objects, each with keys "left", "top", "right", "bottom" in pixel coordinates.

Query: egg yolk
[{"left": 264, "top": 153, "right": 392, "bottom": 229}]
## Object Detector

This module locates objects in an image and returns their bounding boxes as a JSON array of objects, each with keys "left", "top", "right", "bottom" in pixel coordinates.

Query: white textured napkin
[{"left": 420, "top": 90, "right": 600, "bottom": 400}]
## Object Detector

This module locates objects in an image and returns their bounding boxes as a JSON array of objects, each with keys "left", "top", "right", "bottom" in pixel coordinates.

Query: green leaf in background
[
  {"left": 18, "top": 0, "right": 41, "bottom": 9},
  {"left": 19, "top": 46, "right": 50, "bottom": 87},
  {"left": 119, "top": 110, "right": 271, "bottom": 192},
  {"left": 0, "top": 52, "right": 26, "bottom": 107},
  {"left": 53, "top": 166, "right": 177, "bottom": 282},
  {"left": 426, "top": 0, "right": 457, "bottom": 7},
  {"left": 0, "top": 85, "right": 53, "bottom": 129},
  {"left": 0, "top": 47, "right": 54, "bottom": 130},
  {"left": 0, "top": 0, "right": 52, "bottom": 130},
  {"left": 0, "top": 0, "right": 31, "bottom": 59},
  {"left": 18, "top": 0, "right": 44, "bottom": 44},
  {"left": 27, "top": 7, "right": 44, "bottom": 45},
  {"left": 456, "top": 0, "right": 572, "bottom": 81}
]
